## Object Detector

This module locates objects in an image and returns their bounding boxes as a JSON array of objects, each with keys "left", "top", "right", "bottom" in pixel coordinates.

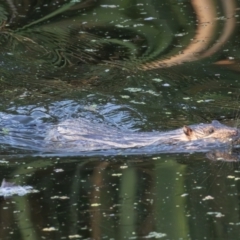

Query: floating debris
[
  {"left": 0, "top": 179, "right": 38, "bottom": 197},
  {"left": 0, "top": 160, "right": 9, "bottom": 164},
  {"left": 91, "top": 203, "right": 101, "bottom": 207},
  {"left": 120, "top": 165, "right": 128, "bottom": 169},
  {"left": 51, "top": 195, "right": 69, "bottom": 200},
  {"left": 120, "top": 95, "right": 130, "bottom": 99},
  {"left": 100, "top": 5, "right": 119, "bottom": 8},
  {"left": 144, "top": 17, "right": 156, "bottom": 21},
  {"left": 152, "top": 78, "right": 163, "bottom": 82},
  {"left": 112, "top": 173, "right": 122, "bottom": 177},
  {"left": 143, "top": 231, "right": 167, "bottom": 238},
  {"left": 202, "top": 195, "right": 214, "bottom": 201},
  {"left": 207, "top": 212, "right": 225, "bottom": 218},
  {"left": 42, "top": 227, "right": 58, "bottom": 231},
  {"left": 130, "top": 100, "right": 146, "bottom": 104},
  {"left": 54, "top": 168, "right": 64, "bottom": 173},
  {"left": 69, "top": 234, "right": 82, "bottom": 239}
]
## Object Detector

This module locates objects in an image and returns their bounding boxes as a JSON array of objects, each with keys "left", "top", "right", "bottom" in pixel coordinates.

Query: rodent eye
[{"left": 208, "top": 128, "right": 214, "bottom": 134}]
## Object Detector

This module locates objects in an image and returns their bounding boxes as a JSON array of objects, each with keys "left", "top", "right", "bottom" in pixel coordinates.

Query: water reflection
[
  {"left": 0, "top": 154, "right": 240, "bottom": 239},
  {"left": 0, "top": 0, "right": 238, "bottom": 71},
  {"left": 0, "top": 0, "right": 240, "bottom": 124}
]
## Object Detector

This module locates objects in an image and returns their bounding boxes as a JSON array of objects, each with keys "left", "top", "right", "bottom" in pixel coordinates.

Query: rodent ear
[{"left": 183, "top": 125, "right": 193, "bottom": 137}]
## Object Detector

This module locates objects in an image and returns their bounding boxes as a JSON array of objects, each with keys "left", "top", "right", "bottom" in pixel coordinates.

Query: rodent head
[{"left": 183, "top": 120, "right": 239, "bottom": 141}]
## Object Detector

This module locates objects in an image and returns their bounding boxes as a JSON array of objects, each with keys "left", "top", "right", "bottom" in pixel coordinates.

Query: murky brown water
[{"left": 1, "top": 0, "right": 240, "bottom": 239}]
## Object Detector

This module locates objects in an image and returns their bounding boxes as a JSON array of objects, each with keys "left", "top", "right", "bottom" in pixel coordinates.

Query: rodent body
[
  {"left": 44, "top": 119, "right": 239, "bottom": 153},
  {"left": 0, "top": 116, "right": 239, "bottom": 154}
]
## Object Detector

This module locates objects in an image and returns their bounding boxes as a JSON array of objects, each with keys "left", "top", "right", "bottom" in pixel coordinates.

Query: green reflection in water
[
  {"left": 0, "top": 0, "right": 240, "bottom": 126},
  {"left": 0, "top": 153, "right": 239, "bottom": 239},
  {"left": 118, "top": 166, "right": 137, "bottom": 239},
  {"left": 154, "top": 159, "right": 188, "bottom": 239}
]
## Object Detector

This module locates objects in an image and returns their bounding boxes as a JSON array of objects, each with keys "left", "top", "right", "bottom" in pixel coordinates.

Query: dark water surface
[
  {"left": 1, "top": 0, "right": 240, "bottom": 239},
  {"left": 1, "top": 154, "right": 240, "bottom": 240}
]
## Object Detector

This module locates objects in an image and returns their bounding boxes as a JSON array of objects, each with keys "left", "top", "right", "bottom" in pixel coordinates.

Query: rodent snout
[{"left": 233, "top": 130, "right": 239, "bottom": 136}]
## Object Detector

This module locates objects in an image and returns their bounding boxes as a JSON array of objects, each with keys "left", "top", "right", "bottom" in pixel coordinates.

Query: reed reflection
[{"left": 0, "top": 155, "right": 239, "bottom": 239}]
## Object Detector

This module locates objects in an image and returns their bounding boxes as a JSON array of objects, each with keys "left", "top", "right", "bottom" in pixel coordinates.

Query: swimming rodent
[
  {"left": 44, "top": 119, "right": 240, "bottom": 154},
  {"left": 0, "top": 115, "right": 239, "bottom": 154}
]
